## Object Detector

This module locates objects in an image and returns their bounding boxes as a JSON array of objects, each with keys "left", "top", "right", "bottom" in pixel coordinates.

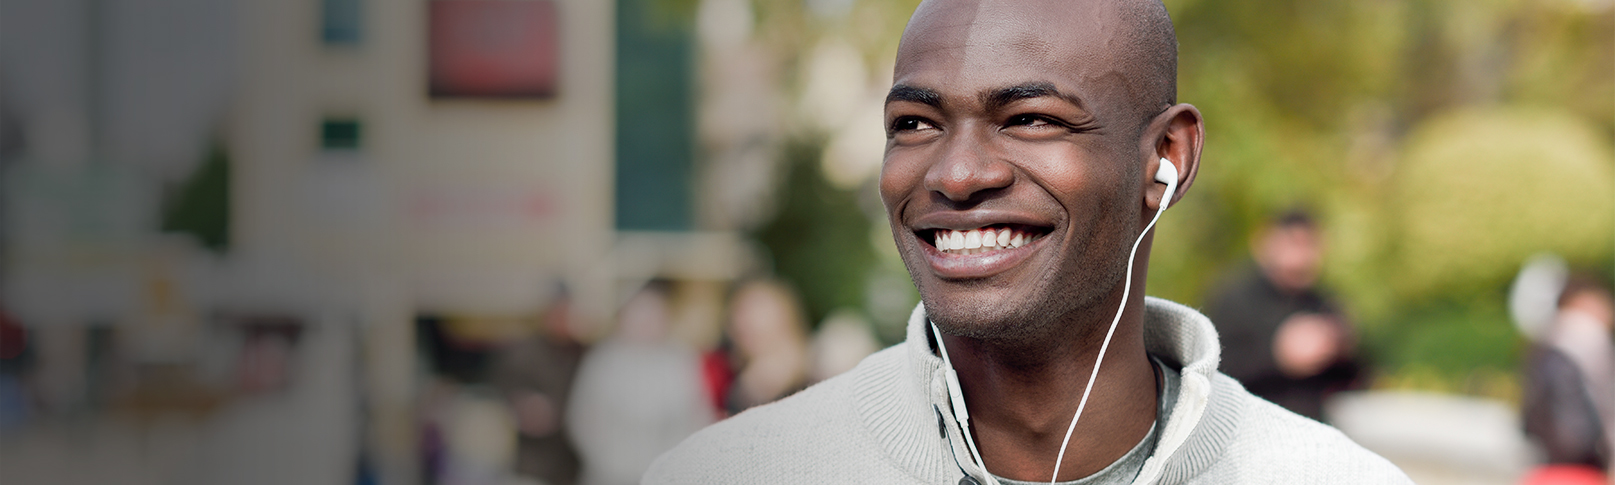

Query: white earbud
[{"left": 1155, "top": 157, "right": 1179, "bottom": 210}]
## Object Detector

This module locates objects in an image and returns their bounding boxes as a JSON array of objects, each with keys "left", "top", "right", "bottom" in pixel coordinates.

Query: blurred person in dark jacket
[
  {"left": 1203, "top": 210, "right": 1363, "bottom": 421},
  {"left": 1523, "top": 276, "right": 1613, "bottom": 475},
  {"left": 493, "top": 285, "right": 585, "bottom": 485}
]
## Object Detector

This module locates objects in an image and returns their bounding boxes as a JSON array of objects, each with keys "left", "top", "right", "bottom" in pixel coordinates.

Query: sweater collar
[{"left": 858, "top": 297, "right": 1233, "bottom": 485}]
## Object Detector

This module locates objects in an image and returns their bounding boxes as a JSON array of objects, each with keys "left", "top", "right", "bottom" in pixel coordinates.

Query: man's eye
[
  {"left": 1007, "top": 114, "right": 1051, "bottom": 127},
  {"left": 892, "top": 118, "right": 936, "bottom": 132}
]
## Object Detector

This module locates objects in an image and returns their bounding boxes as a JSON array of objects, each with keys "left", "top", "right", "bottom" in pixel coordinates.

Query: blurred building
[{"left": 1, "top": 0, "right": 771, "bottom": 484}]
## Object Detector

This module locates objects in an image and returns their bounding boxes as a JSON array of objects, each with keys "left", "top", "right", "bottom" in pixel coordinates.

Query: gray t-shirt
[{"left": 993, "top": 355, "right": 1181, "bottom": 485}]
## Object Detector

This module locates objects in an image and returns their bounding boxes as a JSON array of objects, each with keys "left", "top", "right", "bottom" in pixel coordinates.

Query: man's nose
[{"left": 923, "top": 129, "right": 1013, "bottom": 202}]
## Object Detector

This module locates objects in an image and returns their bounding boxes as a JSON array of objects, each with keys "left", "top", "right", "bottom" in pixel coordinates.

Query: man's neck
[{"left": 940, "top": 304, "right": 1160, "bottom": 482}]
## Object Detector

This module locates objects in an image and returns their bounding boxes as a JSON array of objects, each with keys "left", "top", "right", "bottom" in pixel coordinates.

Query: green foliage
[
  {"left": 1390, "top": 107, "right": 1614, "bottom": 301},
  {"left": 752, "top": 139, "right": 877, "bottom": 327},
  {"left": 1362, "top": 295, "right": 1523, "bottom": 400},
  {"left": 160, "top": 142, "right": 230, "bottom": 253}
]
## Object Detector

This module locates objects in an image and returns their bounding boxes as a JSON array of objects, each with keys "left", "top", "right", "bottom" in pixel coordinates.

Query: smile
[{"left": 930, "top": 225, "right": 1045, "bottom": 255}]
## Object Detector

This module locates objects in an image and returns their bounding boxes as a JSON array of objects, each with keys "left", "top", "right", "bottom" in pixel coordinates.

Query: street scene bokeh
[{"left": 0, "top": 0, "right": 1611, "bottom": 484}]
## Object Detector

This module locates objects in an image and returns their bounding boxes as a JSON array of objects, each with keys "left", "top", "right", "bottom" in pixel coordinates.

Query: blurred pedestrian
[
  {"left": 0, "top": 306, "right": 32, "bottom": 431},
  {"left": 1522, "top": 275, "right": 1613, "bottom": 480},
  {"left": 807, "top": 312, "right": 879, "bottom": 385},
  {"left": 493, "top": 284, "right": 585, "bottom": 485},
  {"left": 566, "top": 280, "right": 711, "bottom": 485},
  {"left": 721, "top": 279, "right": 807, "bottom": 414},
  {"left": 1203, "top": 209, "right": 1363, "bottom": 421}
]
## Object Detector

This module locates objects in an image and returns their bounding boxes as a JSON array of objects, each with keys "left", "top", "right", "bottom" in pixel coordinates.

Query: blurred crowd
[{"left": 412, "top": 277, "right": 879, "bottom": 485}]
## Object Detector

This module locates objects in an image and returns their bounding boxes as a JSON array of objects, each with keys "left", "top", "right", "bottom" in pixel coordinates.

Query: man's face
[
  {"left": 880, "top": 0, "right": 1155, "bottom": 339},
  {"left": 1256, "top": 225, "right": 1322, "bottom": 294}
]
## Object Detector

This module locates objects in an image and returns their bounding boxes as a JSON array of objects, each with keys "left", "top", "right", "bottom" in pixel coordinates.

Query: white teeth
[{"left": 937, "top": 227, "right": 1038, "bottom": 254}]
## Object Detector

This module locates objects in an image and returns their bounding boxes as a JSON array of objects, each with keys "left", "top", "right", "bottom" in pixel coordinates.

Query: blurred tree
[
  {"left": 160, "top": 142, "right": 230, "bottom": 253},
  {"left": 752, "top": 139, "right": 876, "bottom": 327},
  {"left": 1391, "top": 107, "right": 1613, "bottom": 300}
]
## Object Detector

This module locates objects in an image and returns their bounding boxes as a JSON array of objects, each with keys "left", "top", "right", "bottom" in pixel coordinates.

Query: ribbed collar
[{"left": 853, "top": 297, "right": 1240, "bottom": 485}]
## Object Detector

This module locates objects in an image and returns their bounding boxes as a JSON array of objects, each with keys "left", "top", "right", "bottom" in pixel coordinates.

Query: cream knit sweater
[{"left": 645, "top": 297, "right": 1412, "bottom": 484}]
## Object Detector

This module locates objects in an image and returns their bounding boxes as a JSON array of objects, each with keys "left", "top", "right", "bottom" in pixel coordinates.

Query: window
[
  {"left": 320, "top": 118, "right": 362, "bottom": 151},
  {"left": 322, "top": 0, "right": 363, "bottom": 46}
]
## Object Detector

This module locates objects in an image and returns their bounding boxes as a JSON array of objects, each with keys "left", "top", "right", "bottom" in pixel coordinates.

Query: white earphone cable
[
  {"left": 933, "top": 322, "right": 1001, "bottom": 485},
  {"left": 1048, "top": 188, "right": 1171, "bottom": 483}
]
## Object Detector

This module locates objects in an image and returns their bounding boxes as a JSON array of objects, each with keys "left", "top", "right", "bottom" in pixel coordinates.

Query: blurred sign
[
  {"left": 406, "top": 185, "right": 557, "bottom": 230},
  {"left": 428, "top": 0, "right": 559, "bottom": 98}
]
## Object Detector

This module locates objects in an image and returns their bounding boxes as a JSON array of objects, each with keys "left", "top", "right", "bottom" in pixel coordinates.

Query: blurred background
[{"left": 0, "top": 0, "right": 1609, "bottom": 484}]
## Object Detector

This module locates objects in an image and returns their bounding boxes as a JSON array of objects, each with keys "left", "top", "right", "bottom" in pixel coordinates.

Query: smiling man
[{"left": 645, "top": 0, "right": 1411, "bottom": 483}]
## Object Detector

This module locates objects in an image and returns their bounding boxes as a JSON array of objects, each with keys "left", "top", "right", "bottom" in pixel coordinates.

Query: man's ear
[{"left": 1143, "top": 104, "right": 1204, "bottom": 211}]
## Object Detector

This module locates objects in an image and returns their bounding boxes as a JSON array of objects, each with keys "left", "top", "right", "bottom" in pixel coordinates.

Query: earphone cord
[
  {"left": 933, "top": 323, "right": 1001, "bottom": 485},
  {"left": 1048, "top": 199, "right": 1169, "bottom": 484}
]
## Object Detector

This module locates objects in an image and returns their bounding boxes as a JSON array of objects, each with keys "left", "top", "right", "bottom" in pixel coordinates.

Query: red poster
[{"left": 429, "top": 0, "right": 559, "bottom": 98}]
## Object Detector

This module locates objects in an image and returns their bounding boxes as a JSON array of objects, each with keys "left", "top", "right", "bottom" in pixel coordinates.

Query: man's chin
[{"left": 921, "top": 293, "right": 1041, "bottom": 342}]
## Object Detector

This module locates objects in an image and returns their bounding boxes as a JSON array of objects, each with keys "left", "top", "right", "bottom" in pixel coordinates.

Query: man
[
  {"left": 646, "top": 0, "right": 1410, "bottom": 483},
  {"left": 1203, "top": 210, "right": 1364, "bottom": 422}
]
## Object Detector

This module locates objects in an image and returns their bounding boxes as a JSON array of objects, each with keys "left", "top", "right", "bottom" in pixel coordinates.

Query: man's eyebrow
[
  {"left": 983, "top": 82, "right": 1083, "bottom": 111},
  {"left": 886, "top": 84, "right": 942, "bottom": 107}
]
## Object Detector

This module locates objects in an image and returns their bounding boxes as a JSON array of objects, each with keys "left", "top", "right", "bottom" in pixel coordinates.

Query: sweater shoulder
[
  {"left": 1191, "top": 377, "right": 1412, "bottom": 484},
  {"left": 643, "top": 346, "right": 916, "bottom": 484}
]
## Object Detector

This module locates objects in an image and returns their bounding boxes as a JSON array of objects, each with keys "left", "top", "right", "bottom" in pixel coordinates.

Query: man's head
[
  {"left": 1253, "top": 210, "right": 1323, "bottom": 294},
  {"left": 879, "top": 0, "right": 1203, "bottom": 342},
  {"left": 1557, "top": 275, "right": 1613, "bottom": 332}
]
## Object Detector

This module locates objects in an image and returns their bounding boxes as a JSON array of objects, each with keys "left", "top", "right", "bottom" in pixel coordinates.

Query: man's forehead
[
  {"left": 903, "top": 1, "right": 1119, "bottom": 57},
  {"left": 894, "top": 0, "right": 1131, "bottom": 102}
]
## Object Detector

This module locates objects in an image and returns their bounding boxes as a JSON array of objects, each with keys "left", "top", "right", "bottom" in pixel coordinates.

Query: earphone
[
  {"left": 934, "top": 157, "right": 1179, "bottom": 485},
  {"left": 1155, "top": 158, "right": 1180, "bottom": 203}
]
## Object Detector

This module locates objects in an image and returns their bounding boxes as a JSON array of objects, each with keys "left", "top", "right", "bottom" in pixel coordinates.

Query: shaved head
[{"left": 1117, "top": 0, "right": 1178, "bottom": 109}]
